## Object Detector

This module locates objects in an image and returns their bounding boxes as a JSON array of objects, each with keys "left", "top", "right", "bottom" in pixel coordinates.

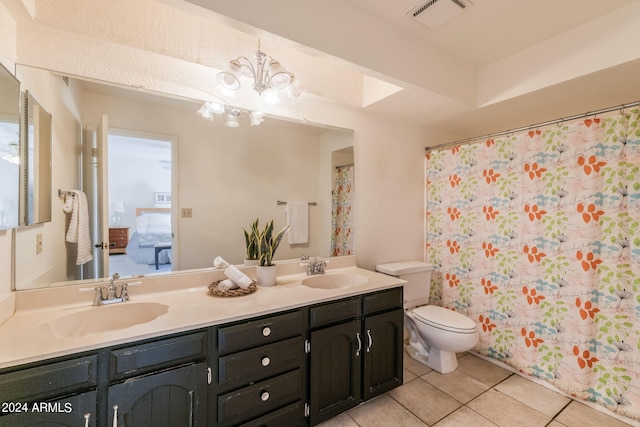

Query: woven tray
[{"left": 208, "top": 281, "right": 257, "bottom": 297}]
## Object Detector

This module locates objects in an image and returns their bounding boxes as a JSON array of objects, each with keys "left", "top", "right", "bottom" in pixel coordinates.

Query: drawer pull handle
[
  {"left": 84, "top": 413, "right": 91, "bottom": 427},
  {"left": 112, "top": 405, "right": 118, "bottom": 427},
  {"left": 261, "top": 356, "right": 271, "bottom": 367},
  {"left": 261, "top": 391, "right": 270, "bottom": 402},
  {"left": 356, "top": 332, "right": 362, "bottom": 357},
  {"left": 366, "top": 329, "right": 373, "bottom": 352},
  {"left": 262, "top": 326, "right": 271, "bottom": 337}
]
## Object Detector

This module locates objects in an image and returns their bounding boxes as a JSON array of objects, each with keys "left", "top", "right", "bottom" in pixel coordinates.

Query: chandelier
[
  {"left": 196, "top": 101, "right": 266, "bottom": 127},
  {"left": 217, "top": 40, "right": 301, "bottom": 105}
]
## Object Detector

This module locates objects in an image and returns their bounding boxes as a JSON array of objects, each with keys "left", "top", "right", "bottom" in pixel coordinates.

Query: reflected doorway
[{"left": 107, "top": 131, "right": 174, "bottom": 277}]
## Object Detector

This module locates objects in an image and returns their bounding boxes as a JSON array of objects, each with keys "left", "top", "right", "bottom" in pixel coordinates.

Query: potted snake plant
[
  {"left": 255, "top": 220, "right": 290, "bottom": 286},
  {"left": 242, "top": 218, "right": 260, "bottom": 266}
]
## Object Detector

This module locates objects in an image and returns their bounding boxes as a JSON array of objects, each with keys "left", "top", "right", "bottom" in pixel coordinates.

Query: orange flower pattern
[
  {"left": 524, "top": 203, "right": 547, "bottom": 221},
  {"left": 523, "top": 286, "right": 545, "bottom": 305},
  {"left": 573, "top": 345, "right": 599, "bottom": 369},
  {"left": 523, "top": 244, "right": 546, "bottom": 263},
  {"left": 483, "top": 205, "right": 500, "bottom": 220},
  {"left": 524, "top": 162, "right": 547, "bottom": 179},
  {"left": 425, "top": 111, "right": 640, "bottom": 421},
  {"left": 521, "top": 327, "right": 544, "bottom": 348},
  {"left": 577, "top": 154, "right": 607, "bottom": 175},
  {"left": 576, "top": 297, "right": 600, "bottom": 320},
  {"left": 577, "top": 202, "right": 604, "bottom": 223},
  {"left": 482, "top": 168, "right": 501, "bottom": 184}
]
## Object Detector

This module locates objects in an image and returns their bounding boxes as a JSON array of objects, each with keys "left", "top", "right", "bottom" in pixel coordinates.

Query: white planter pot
[
  {"left": 256, "top": 265, "right": 277, "bottom": 287},
  {"left": 244, "top": 258, "right": 259, "bottom": 267}
]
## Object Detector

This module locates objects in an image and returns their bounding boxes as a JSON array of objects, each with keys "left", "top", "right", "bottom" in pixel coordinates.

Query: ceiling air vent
[{"left": 408, "top": 0, "right": 465, "bottom": 30}]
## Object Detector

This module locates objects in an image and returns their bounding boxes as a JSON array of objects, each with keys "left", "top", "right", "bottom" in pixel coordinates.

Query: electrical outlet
[
  {"left": 36, "top": 233, "right": 43, "bottom": 254},
  {"left": 181, "top": 208, "right": 193, "bottom": 218}
]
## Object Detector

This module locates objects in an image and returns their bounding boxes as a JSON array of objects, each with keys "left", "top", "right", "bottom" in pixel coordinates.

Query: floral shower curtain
[
  {"left": 425, "top": 109, "right": 640, "bottom": 421},
  {"left": 331, "top": 165, "right": 355, "bottom": 256}
]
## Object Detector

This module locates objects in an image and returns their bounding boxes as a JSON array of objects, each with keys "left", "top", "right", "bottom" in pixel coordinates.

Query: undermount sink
[
  {"left": 35, "top": 302, "right": 169, "bottom": 339},
  {"left": 301, "top": 273, "right": 367, "bottom": 289}
]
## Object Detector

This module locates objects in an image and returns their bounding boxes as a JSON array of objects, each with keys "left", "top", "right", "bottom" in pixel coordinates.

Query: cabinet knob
[
  {"left": 261, "top": 356, "right": 271, "bottom": 367},
  {"left": 84, "top": 413, "right": 91, "bottom": 427},
  {"left": 260, "top": 391, "right": 270, "bottom": 401},
  {"left": 262, "top": 326, "right": 271, "bottom": 337}
]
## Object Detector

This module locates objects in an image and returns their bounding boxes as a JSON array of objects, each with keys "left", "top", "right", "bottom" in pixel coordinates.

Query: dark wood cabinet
[
  {"left": 212, "top": 309, "right": 306, "bottom": 427},
  {"left": 308, "top": 288, "right": 404, "bottom": 426},
  {"left": 0, "top": 390, "right": 97, "bottom": 427},
  {"left": 362, "top": 309, "right": 404, "bottom": 400},
  {"left": 0, "top": 286, "right": 403, "bottom": 427},
  {"left": 108, "top": 362, "right": 207, "bottom": 427},
  {"left": 309, "top": 320, "right": 362, "bottom": 425}
]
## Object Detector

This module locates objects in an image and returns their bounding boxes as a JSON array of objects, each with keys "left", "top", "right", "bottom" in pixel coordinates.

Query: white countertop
[{"left": 0, "top": 257, "right": 405, "bottom": 370}]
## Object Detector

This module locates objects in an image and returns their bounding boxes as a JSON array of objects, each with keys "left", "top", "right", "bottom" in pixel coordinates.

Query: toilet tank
[{"left": 375, "top": 261, "right": 435, "bottom": 308}]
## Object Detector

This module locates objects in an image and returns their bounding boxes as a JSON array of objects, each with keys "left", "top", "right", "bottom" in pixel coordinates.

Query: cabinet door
[
  {"left": 309, "top": 319, "right": 361, "bottom": 426},
  {"left": 108, "top": 362, "right": 206, "bottom": 427},
  {"left": 362, "top": 309, "right": 404, "bottom": 401},
  {"left": 0, "top": 390, "right": 96, "bottom": 427}
]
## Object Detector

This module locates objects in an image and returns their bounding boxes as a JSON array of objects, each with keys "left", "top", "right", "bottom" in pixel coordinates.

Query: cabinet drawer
[
  {"left": 363, "top": 287, "right": 403, "bottom": 315},
  {"left": 309, "top": 297, "right": 360, "bottom": 329},
  {"left": 110, "top": 331, "right": 207, "bottom": 379},
  {"left": 239, "top": 400, "right": 304, "bottom": 427},
  {"left": 217, "top": 369, "right": 302, "bottom": 426},
  {"left": 219, "top": 336, "right": 303, "bottom": 389},
  {"left": 0, "top": 356, "right": 97, "bottom": 402},
  {"left": 217, "top": 311, "right": 303, "bottom": 355}
]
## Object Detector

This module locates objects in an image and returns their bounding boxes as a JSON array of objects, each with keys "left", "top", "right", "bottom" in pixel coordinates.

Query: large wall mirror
[
  {"left": 14, "top": 65, "right": 354, "bottom": 290},
  {"left": 0, "top": 64, "right": 20, "bottom": 230},
  {"left": 21, "top": 91, "right": 52, "bottom": 225}
]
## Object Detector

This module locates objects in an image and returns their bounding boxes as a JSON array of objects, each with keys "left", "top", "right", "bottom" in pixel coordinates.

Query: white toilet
[{"left": 376, "top": 261, "right": 479, "bottom": 374}]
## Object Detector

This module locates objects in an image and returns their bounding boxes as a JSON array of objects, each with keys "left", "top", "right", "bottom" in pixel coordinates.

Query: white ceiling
[
  {"left": 178, "top": 0, "right": 640, "bottom": 140},
  {"left": 13, "top": 0, "right": 640, "bottom": 142}
]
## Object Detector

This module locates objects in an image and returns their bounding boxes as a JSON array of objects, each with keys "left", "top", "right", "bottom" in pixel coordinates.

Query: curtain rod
[
  {"left": 336, "top": 163, "right": 354, "bottom": 169},
  {"left": 425, "top": 100, "right": 640, "bottom": 151}
]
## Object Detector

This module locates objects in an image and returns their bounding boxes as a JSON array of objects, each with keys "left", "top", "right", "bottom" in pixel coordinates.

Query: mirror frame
[
  {"left": 0, "top": 63, "right": 21, "bottom": 230},
  {"left": 20, "top": 90, "right": 52, "bottom": 226}
]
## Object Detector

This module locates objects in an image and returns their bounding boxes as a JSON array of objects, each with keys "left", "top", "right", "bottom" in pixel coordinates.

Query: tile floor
[{"left": 319, "top": 352, "right": 637, "bottom": 427}]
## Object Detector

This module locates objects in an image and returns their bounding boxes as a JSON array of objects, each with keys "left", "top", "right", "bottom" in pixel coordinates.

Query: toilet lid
[{"left": 413, "top": 305, "right": 477, "bottom": 333}]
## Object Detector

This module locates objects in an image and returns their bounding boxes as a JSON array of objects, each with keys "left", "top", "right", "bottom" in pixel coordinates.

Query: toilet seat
[{"left": 413, "top": 305, "right": 477, "bottom": 334}]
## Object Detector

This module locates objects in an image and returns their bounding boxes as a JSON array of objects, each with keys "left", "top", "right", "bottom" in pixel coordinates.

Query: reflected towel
[
  {"left": 224, "top": 265, "right": 254, "bottom": 289},
  {"left": 65, "top": 190, "right": 93, "bottom": 265},
  {"left": 287, "top": 201, "right": 308, "bottom": 244},
  {"left": 217, "top": 278, "right": 238, "bottom": 291}
]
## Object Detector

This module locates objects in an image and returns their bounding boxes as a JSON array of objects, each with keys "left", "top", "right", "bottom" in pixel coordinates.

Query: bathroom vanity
[{"left": 0, "top": 258, "right": 404, "bottom": 426}]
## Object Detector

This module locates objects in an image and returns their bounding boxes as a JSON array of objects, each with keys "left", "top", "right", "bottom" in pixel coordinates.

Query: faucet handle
[
  {"left": 79, "top": 286, "right": 104, "bottom": 305},
  {"left": 120, "top": 281, "right": 142, "bottom": 301}
]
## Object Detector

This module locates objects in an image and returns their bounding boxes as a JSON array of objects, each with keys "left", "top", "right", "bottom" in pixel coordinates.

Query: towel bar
[
  {"left": 58, "top": 189, "right": 74, "bottom": 197},
  {"left": 276, "top": 201, "right": 317, "bottom": 206}
]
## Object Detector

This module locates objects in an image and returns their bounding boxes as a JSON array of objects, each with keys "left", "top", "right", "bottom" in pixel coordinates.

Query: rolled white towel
[
  {"left": 224, "top": 265, "right": 254, "bottom": 289},
  {"left": 213, "top": 256, "right": 230, "bottom": 269},
  {"left": 217, "top": 278, "right": 238, "bottom": 291}
]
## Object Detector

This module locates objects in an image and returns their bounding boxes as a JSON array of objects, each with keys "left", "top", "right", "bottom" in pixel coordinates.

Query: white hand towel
[
  {"left": 224, "top": 265, "right": 254, "bottom": 289},
  {"left": 217, "top": 278, "right": 238, "bottom": 291},
  {"left": 287, "top": 201, "right": 308, "bottom": 244},
  {"left": 65, "top": 190, "right": 93, "bottom": 265},
  {"left": 213, "top": 256, "right": 230, "bottom": 269}
]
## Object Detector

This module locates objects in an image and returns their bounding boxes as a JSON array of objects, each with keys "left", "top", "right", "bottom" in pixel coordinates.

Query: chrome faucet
[
  {"left": 306, "top": 257, "right": 327, "bottom": 276},
  {"left": 82, "top": 273, "right": 141, "bottom": 306}
]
